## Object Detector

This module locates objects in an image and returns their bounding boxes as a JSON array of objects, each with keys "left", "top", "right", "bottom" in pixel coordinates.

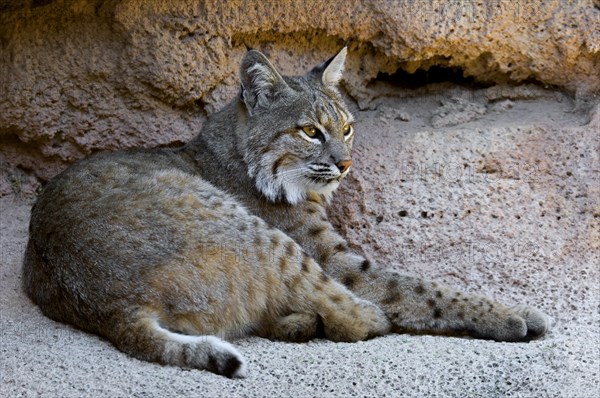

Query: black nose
[{"left": 336, "top": 159, "right": 352, "bottom": 173}]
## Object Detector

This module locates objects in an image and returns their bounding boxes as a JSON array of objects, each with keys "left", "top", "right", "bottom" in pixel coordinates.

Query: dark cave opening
[
  {"left": 374, "top": 65, "right": 491, "bottom": 90},
  {"left": 372, "top": 63, "right": 559, "bottom": 94}
]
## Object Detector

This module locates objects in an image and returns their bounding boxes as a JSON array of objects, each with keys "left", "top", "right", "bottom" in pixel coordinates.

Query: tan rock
[{"left": 0, "top": 0, "right": 598, "bottom": 191}]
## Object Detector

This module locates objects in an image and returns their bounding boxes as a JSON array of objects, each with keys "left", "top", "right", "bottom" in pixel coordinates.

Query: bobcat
[{"left": 23, "top": 48, "right": 549, "bottom": 378}]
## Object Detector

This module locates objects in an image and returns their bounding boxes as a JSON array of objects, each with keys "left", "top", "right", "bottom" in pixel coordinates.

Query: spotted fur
[{"left": 23, "top": 48, "right": 549, "bottom": 378}]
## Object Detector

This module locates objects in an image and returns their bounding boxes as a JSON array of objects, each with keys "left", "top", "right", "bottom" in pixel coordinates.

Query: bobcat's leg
[
  {"left": 335, "top": 267, "right": 549, "bottom": 341},
  {"left": 258, "top": 196, "right": 549, "bottom": 342},
  {"left": 151, "top": 221, "right": 389, "bottom": 345},
  {"left": 253, "top": 231, "right": 391, "bottom": 342},
  {"left": 330, "top": 254, "right": 549, "bottom": 342},
  {"left": 107, "top": 309, "right": 247, "bottom": 378}
]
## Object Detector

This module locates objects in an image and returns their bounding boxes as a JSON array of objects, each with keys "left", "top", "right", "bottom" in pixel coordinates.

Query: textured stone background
[
  {"left": 1, "top": 1, "right": 599, "bottom": 396},
  {"left": 0, "top": 0, "right": 599, "bottom": 194}
]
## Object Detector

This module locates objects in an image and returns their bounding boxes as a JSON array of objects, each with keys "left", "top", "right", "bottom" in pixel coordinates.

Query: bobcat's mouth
[
  {"left": 307, "top": 162, "right": 348, "bottom": 185},
  {"left": 264, "top": 164, "right": 347, "bottom": 204},
  {"left": 314, "top": 176, "right": 340, "bottom": 184}
]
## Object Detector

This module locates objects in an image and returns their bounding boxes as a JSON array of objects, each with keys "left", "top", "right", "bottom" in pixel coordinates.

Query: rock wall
[{"left": 0, "top": 0, "right": 599, "bottom": 195}]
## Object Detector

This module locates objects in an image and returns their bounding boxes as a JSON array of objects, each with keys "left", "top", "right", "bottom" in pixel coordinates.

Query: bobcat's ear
[
  {"left": 309, "top": 47, "right": 347, "bottom": 87},
  {"left": 240, "top": 50, "right": 289, "bottom": 114}
]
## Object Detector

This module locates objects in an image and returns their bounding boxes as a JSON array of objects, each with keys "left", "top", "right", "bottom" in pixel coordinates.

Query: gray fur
[{"left": 22, "top": 48, "right": 549, "bottom": 378}]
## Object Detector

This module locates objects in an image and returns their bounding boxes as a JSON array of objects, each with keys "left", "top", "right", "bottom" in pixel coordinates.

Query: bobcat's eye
[
  {"left": 299, "top": 125, "right": 325, "bottom": 143},
  {"left": 342, "top": 124, "right": 353, "bottom": 139},
  {"left": 302, "top": 125, "right": 318, "bottom": 138}
]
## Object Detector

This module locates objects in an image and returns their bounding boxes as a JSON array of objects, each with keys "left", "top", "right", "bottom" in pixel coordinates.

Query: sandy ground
[{"left": 1, "top": 85, "right": 599, "bottom": 397}]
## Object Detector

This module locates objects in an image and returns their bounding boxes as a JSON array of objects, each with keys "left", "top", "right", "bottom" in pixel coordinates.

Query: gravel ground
[{"left": 1, "top": 86, "right": 598, "bottom": 397}]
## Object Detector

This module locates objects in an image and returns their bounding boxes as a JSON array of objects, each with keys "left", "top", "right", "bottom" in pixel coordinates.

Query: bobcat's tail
[{"left": 109, "top": 311, "right": 247, "bottom": 378}]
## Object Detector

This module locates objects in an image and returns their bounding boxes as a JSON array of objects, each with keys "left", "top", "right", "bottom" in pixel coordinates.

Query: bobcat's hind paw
[
  {"left": 512, "top": 305, "right": 551, "bottom": 339},
  {"left": 255, "top": 313, "right": 319, "bottom": 342},
  {"left": 324, "top": 299, "right": 391, "bottom": 342}
]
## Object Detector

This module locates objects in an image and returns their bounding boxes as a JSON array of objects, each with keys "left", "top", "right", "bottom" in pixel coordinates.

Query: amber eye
[
  {"left": 342, "top": 124, "right": 352, "bottom": 136},
  {"left": 302, "top": 125, "right": 318, "bottom": 138}
]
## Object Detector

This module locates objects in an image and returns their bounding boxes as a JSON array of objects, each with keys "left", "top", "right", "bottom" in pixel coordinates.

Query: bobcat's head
[{"left": 236, "top": 48, "right": 355, "bottom": 204}]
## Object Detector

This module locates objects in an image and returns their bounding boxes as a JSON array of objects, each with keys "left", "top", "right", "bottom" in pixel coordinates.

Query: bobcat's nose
[{"left": 336, "top": 159, "right": 352, "bottom": 174}]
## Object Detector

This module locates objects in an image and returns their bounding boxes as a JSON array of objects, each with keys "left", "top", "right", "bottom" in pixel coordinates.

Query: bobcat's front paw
[
  {"left": 512, "top": 305, "right": 550, "bottom": 339},
  {"left": 323, "top": 299, "right": 391, "bottom": 342},
  {"left": 475, "top": 305, "right": 550, "bottom": 342}
]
